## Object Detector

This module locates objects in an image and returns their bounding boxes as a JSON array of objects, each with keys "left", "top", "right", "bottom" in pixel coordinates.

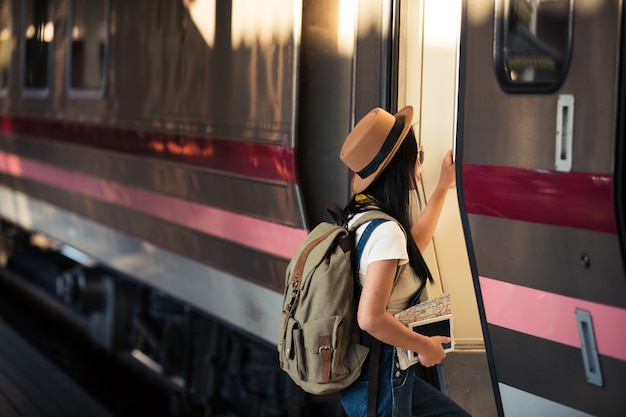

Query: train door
[
  {"left": 398, "top": 1, "right": 499, "bottom": 414},
  {"left": 458, "top": 1, "right": 626, "bottom": 416}
]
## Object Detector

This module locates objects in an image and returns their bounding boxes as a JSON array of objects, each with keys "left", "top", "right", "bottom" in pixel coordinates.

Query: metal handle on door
[
  {"left": 555, "top": 94, "right": 574, "bottom": 172},
  {"left": 575, "top": 308, "right": 603, "bottom": 387}
]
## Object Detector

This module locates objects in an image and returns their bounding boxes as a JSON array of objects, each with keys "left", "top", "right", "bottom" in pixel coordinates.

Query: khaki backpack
[{"left": 277, "top": 204, "right": 398, "bottom": 395}]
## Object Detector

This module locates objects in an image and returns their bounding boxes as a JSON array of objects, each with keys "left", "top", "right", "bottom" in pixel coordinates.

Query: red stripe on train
[
  {"left": 480, "top": 276, "right": 626, "bottom": 362},
  {"left": 462, "top": 164, "right": 616, "bottom": 234},
  {"left": 0, "top": 116, "right": 298, "bottom": 184}
]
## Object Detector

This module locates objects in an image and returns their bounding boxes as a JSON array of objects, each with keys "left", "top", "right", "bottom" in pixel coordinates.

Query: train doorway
[
  {"left": 398, "top": 0, "right": 482, "bottom": 350},
  {"left": 397, "top": 2, "right": 496, "bottom": 415}
]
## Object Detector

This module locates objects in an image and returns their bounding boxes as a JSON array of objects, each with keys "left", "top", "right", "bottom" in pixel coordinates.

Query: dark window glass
[
  {"left": 24, "top": 0, "right": 53, "bottom": 90},
  {"left": 0, "top": 0, "right": 11, "bottom": 91},
  {"left": 496, "top": 0, "right": 573, "bottom": 91},
  {"left": 69, "top": 0, "right": 107, "bottom": 90}
]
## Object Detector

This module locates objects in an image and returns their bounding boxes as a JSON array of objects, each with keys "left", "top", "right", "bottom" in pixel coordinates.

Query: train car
[
  {"left": 458, "top": 0, "right": 626, "bottom": 416},
  {"left": 0, "top": 0, "right": 623, "bottom": 417},
  {"left": 0, "top": 0, "right": 485, "bottom": 415}
]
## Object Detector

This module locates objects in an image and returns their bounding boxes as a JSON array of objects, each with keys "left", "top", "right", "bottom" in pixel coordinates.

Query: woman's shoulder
[
  {"left": 352, "top": 213, "right": 408, "bottom": 263},
  {"left": 350, "top": 212, "right": 405, "bottom": 239},
  {"left": 371, "top": 219, "right": 405, "bottom": 242}
]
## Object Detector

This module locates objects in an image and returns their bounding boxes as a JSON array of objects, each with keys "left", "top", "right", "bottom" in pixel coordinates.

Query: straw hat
[{"left": 340, "top": 106, "right": 414, "bottom": 194}]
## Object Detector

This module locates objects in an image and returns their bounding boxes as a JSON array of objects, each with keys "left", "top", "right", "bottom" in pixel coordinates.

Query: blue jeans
[{"left": 340, "top": 344, "right": 472, "bottom": 417}]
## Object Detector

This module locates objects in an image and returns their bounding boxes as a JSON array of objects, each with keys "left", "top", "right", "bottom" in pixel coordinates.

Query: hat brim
[{"left": 351, "top": 105, "right": 414, "bottom": 194}]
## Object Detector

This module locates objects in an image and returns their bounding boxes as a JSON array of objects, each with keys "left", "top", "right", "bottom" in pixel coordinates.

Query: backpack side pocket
[
  {"left": 281, "top": 317, "right": 308, "bottom": 380},
  {"left": 303, "top": 315, "right": 347, "bottom": 383}
]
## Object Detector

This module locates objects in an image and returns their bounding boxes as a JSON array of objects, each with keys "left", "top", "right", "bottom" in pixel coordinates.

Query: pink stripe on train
[
  {"left": 480, "top": 276, "right": 626, "bottom": 362},
  {"left": 0, "top": 151, "right": 307, "bottom": 260}
]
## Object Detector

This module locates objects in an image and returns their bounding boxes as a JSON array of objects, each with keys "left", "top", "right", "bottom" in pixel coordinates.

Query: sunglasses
[{"left": 409, "top": 125, "right": 424, "bottom": 165}]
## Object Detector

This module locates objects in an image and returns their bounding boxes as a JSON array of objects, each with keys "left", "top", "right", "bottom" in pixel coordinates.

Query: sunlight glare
[
  {"left": 337, "top": 0, "right": 356, "bottom": 57},
  {"left": 185, "top": 0, "right": 216, "bottom": 48},
  {"left": 231, "top": 0, "right": 294, "bottom": 49}
]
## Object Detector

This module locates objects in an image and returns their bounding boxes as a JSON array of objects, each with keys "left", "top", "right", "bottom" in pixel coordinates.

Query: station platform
[{"left": 0, "top": 318, "right": 114, "bottom": 417}]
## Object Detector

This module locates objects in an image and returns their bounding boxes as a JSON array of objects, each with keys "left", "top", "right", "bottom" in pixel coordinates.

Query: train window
[
  {"left": 0, "top": 0, "right": 11, "bottom": 94},
  {"left": 495, "top": 0, "right": 573, "bottom": 92},
  {"left": 68, "top": 0, "right": 108, "bottom": 97},
  {"left": 23, "top": 0, "right": 54, "bottom": 95}
]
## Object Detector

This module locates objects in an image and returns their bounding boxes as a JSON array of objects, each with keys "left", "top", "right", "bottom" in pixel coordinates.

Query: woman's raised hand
[{"left": 438, "top": 149, "right": 455, "bottom": 189}]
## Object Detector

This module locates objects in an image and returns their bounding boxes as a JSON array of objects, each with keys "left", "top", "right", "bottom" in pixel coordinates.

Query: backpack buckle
[
  {"left": 318, "top": 345, "right": 333, "bottom": 355},
  {"left": 319, "top": 342, "right": 333, "bottom": 382}
]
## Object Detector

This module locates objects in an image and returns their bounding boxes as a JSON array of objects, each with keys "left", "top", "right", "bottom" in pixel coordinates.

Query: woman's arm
[
  {"left": 357, "top": 259, "right": 449, "bottom": 367},
  {"left": 411, "top": 150, "right": 455, "bottom": 252}
]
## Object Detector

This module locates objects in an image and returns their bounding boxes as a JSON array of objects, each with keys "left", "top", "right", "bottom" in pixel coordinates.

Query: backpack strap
[
  {"left": 366, "top": 339, "right": 381, "bottom": 417},
  {"left": 353, "top": 218, "right": 388, "bottom": 417},
  {"left": 351, "top": 212, "right": 410, "bottom": 417},
  {"left": 326, "top": 201, "right": 349, "bottom": 227},
  {"left": 354, "top": 218, "right": 388, "bottom": 278},
  {"left": 352, "top": 211, "right": 406, "bottom": 290}
]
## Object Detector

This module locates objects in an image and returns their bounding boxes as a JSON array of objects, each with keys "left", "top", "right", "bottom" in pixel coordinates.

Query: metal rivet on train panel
[{"left": 580, "top": 254, "right": 591, "bottom": 268}]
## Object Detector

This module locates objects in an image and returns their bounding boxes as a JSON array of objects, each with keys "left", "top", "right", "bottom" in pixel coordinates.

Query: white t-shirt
[{"left": 350, "top": 212, "right": 421, "bottom": 314}]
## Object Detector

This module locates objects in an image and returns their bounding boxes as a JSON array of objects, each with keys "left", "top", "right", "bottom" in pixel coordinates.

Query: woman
[{"left": 339, "top": 106, "right": 471, "bottom": 417}]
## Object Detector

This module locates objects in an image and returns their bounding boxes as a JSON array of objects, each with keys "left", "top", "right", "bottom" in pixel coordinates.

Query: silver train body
[{"left": 0, "top": 1, "right": 624, "bottom": 416}]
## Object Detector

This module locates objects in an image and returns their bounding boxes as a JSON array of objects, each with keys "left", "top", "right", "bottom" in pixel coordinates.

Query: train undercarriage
[{"left": 0, "top": 219, "right": 339, "bottom": 417}]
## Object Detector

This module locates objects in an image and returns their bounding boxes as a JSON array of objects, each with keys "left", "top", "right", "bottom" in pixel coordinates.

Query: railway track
[{"left": 0, "top": 268, "right": 174, "bottom": 417}]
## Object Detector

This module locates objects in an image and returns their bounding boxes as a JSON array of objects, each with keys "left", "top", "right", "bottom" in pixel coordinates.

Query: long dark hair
[{"left": 346, "top": 127, "right": 433, "bottom": 288}]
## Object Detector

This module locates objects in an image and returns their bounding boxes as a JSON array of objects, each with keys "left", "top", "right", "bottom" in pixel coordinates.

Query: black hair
[{"left": 347, "top": 127, "right": 433, "bottom": 289}]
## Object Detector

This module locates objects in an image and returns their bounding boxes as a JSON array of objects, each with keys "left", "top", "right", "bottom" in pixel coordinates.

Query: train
[{"left": 0, "top": 0, "right": 623, "bottom": 416}]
